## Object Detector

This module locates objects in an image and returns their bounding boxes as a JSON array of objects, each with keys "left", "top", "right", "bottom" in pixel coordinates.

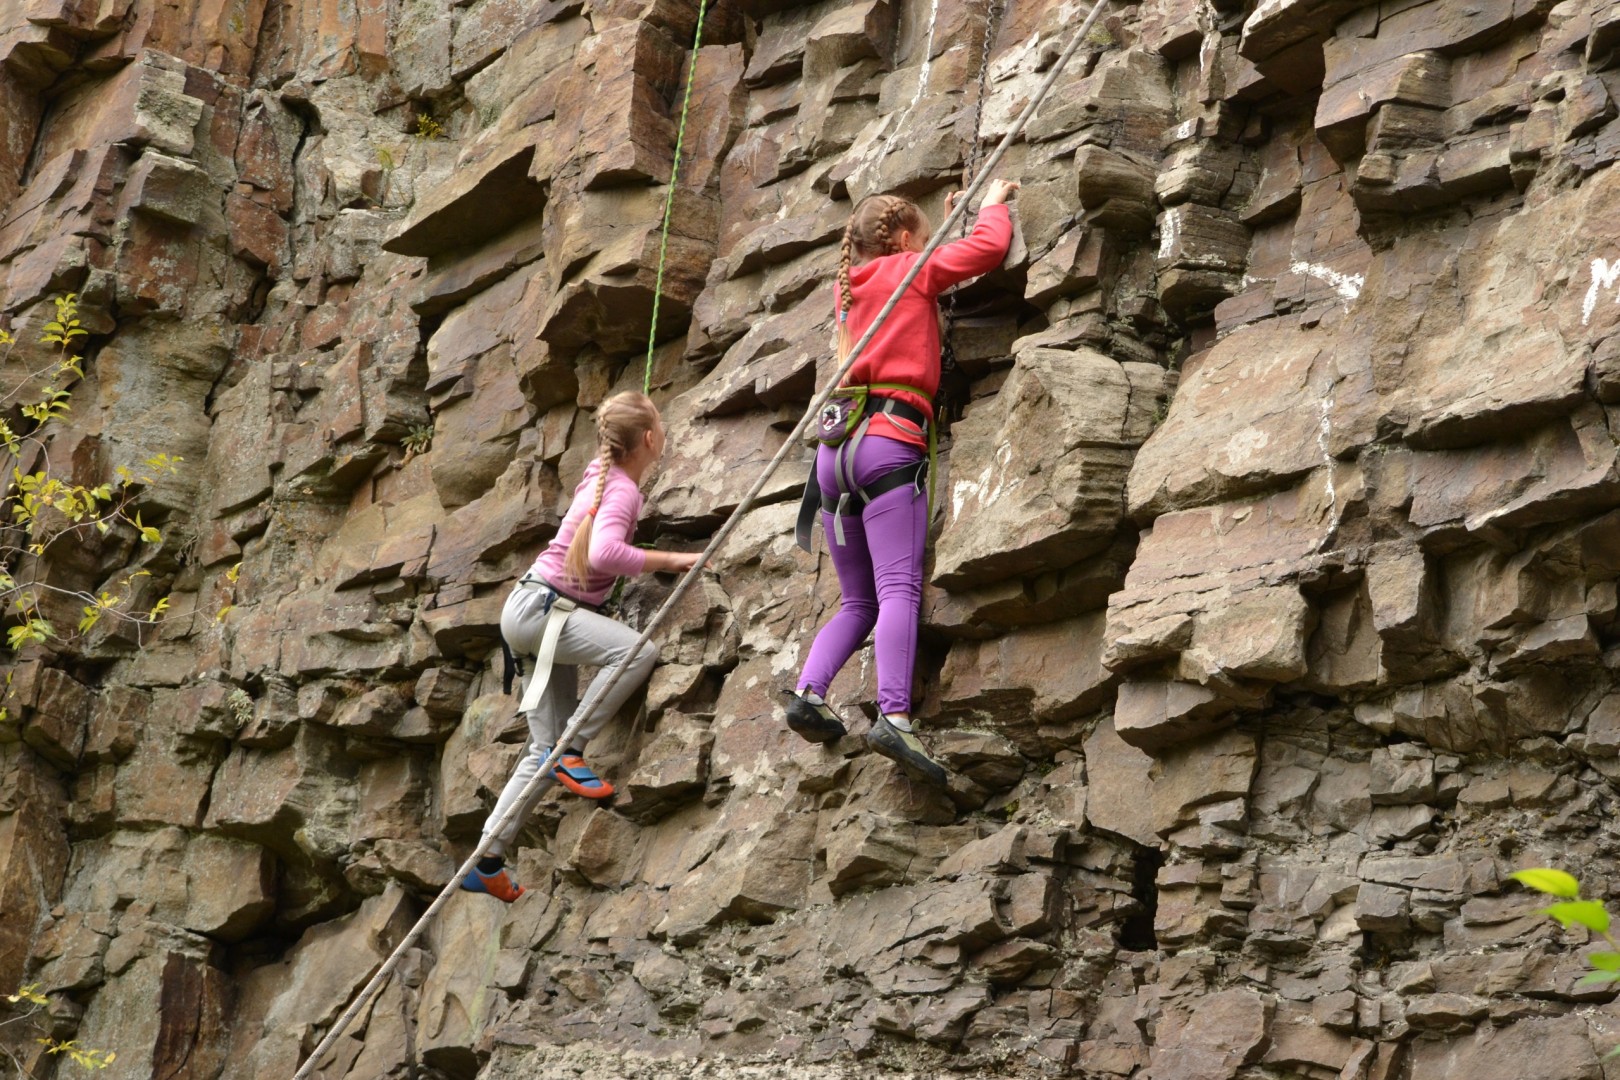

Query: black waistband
[
  {"left": 866, "top": 393, "right": 930, "bottom": 430},
  {"left": 820, "top": 459, "right": 927, "bottom": 516}
]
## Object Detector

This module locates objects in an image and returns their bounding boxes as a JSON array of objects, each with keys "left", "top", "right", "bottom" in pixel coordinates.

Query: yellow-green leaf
[
  {"left": 1577, "top": 970, "right": 1620, "bottom": 987},
  {"left": 1543, "top": 900, "right": 1611, "bottom": 935},
  {"left": 6, "top": 621, "right": 49, "bottom": 649},
  {"left": 1511, "top": 868, "right": 1582, "bottom": 899},
  {"left": 5, "top": 984, "right": 47, "bottom": 1006},
  {"left": 1590, "top": 951, "right": 1620, "bottom": 971}
]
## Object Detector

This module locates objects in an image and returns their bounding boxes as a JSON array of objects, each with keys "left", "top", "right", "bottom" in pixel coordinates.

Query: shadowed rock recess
[{"left": 8, "top": 0, "right": 1620, "bottom": 1075}]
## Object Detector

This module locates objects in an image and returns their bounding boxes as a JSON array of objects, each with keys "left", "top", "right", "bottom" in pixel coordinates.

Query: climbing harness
[
  {"left": 506, "top": 576, "right": 588, "bottom": 714},
  {"left": 796, "top": 383, "right": 935, "bottom": 550},
  {"left": 289, "top": 2, "right": 1110, "bottom": 1074},
  {"left": 644, "top": 0, "right": 712, "bottom": 393}
]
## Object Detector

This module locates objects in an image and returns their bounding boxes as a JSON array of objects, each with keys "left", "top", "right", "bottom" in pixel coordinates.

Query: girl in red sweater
[{"left": 785, "top": 181, "right": 1018, "bottom": 786}]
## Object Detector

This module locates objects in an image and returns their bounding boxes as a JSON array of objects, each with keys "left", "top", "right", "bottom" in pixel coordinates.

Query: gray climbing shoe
[
  {"left": 866, "top": 715, "right": 948, "bottom": 788},
  {"left": 783, "top": 690, "right": 846, "bottom": 744}
]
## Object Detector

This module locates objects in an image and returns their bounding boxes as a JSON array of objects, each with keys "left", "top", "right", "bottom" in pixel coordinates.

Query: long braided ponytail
[
  {"left": 562, "top": 391, "right": 660, "bottom": 589},
  {"left": 836, "top": 222, "right": 857, "bottom": 361},
  {"left": 834, "top": 194, "right": 927, "bottom": 362}
]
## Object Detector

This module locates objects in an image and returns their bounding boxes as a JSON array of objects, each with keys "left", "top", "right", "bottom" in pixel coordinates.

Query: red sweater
[{"left": 837, "top": 203, "right": 1013, "bottom": 448}]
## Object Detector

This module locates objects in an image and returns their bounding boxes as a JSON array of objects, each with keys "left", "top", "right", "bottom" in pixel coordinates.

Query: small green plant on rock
[
  {"left": 226, "top": 687, "right": 254, "bottom": 726},
  {"left": 373, "top": 145, "right": 399, "bottom": 204},
  {"left": 402, "top": 423, "right": 434, "bottom": 459},
  {"left": 412, "top": 112, "right": 444, "bottom": 140}
]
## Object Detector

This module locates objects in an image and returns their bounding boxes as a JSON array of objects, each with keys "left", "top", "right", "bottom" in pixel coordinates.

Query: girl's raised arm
[{"left": 918, "top": 200, "right": 1014, "bottom": 294}]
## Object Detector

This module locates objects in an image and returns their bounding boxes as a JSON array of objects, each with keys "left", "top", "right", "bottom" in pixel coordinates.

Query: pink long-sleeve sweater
[{"left": 527, "top": 459, "right": 646, "bottom": 606}]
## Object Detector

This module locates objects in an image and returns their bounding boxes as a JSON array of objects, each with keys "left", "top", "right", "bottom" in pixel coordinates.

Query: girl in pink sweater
[{"left": 465, "top": 391, "right": 698, "bottom": 902}]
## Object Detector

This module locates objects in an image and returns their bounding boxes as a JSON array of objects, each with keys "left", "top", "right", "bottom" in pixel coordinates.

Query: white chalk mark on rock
[
  {"left": 1584, "top": 257, "right": 1620, "bottom": 326},
  {"left": 951, "top": 443, "right": 1014, "bottom": 521},
  {"left": 873, "top": 0, "right": 943, "bottom": 167},
  {"left": 1158, "top": 207, "right": 1181, "bottom": 261},
  {"left": 1223, "top": 426, "right": 1269, "bottom": 467},
  {"left": 1318, "top": 387, "right": 1336, "bottom": 535},
  {"left": 1290, "top": 261, "right": 1364, "bottom": 304}
]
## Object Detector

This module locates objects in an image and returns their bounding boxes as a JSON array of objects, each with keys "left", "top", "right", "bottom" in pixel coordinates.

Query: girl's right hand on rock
[{"left": 983, "top": 179, "right": 1020, "bottom": 205}]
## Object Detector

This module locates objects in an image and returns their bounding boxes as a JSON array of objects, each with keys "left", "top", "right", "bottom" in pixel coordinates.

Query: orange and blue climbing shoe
[
  {"left": 461, "top": 864, "right": 525, "bottom": 903},
  {"left": 553, "top": 752, "right": 614, "bottom": 799}
]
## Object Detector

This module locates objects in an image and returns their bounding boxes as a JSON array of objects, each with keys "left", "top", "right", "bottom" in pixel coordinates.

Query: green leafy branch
[
  {"left": 0, "top": 294, "right": 87, "bottom": 417},
  {"left": 1513, "top": 866, "right": 1620, "bottom": 1055},
  {"left": 0, "top": 295, "right": 185, "bottom": 650},
  {"left": 401, "top": 422, "right": 433, "bottom": 459},
  {"left": 3, "top": 984, "right": 117, "bottom": 1074}
]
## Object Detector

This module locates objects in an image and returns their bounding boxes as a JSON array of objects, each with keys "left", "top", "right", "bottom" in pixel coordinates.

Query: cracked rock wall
[{"left": 5, "top": 0, "right": 1620, "bottom": 1077}]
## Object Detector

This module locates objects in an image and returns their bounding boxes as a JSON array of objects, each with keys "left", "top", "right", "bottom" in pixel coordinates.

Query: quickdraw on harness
[{"left": 794, "top": 381, "right": 938, "bottom": 552}]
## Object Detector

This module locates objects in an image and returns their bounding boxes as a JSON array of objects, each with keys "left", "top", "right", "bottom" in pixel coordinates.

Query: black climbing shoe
[
  {"left": 866, "top": 715, "right": 948, "bottom": 788},
  {"left": 783, "top": 690, "right": 847, "bottom": 744}
]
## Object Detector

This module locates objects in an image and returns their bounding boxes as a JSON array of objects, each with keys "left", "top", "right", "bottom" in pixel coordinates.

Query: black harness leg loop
[
  {"left": 820, "top": 458, "right": 927, "bottom": 517},
  {"left": 502, "top": 638, "right": 523, "bottom": 696}
]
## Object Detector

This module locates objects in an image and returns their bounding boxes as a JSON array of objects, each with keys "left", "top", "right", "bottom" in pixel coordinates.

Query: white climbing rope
[{"left": 288, "top": 1, "right": 1110, "bottom": 1073}]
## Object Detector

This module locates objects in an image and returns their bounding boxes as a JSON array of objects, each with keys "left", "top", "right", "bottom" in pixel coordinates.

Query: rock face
[{"left": 5, "top": 0, "right": 1620, "bottom": 1077}]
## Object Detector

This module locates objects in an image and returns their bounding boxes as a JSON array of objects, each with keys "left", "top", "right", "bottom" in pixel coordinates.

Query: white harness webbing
[{"left": 516, "top": 580, "right": 578, "bottom": 714}]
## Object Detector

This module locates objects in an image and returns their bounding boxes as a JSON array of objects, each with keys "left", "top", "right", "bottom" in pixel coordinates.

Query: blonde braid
[
  {"left": 872, "top": 201, "right": 894, "bottom": 256},
  {"left": 563, "top": 442, "right": 615, "bottom": 589},
  {"left": 836, "top": 221, "right": 856, "bottom": 361},
  {"left": 877, "top": 199, "right": 908, "bottom": 255},
  {"left": 836, "top": 194, "right": 925, "bottom": 361},
  {"left": 552, "top": 391, "right": 659, "bottom": 589}
]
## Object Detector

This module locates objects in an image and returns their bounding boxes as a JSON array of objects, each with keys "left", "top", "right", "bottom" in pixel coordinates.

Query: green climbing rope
[{"left": 645, "top": 0, "right": 712, "bottom": 393}]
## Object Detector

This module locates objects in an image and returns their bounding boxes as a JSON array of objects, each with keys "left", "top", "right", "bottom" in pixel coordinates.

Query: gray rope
[{"left": 289, "top": 1, "right": 1109, "bottom": 1073}]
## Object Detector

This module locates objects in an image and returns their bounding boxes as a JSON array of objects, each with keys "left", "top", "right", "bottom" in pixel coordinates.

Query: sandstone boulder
[{"left": 935, "top": 346, "right": 1167, "bottom": 588}]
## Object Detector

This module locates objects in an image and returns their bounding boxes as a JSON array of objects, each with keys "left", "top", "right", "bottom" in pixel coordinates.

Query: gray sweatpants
[{"left": 482, "top": 582, "right": 658, "bottom": 855}]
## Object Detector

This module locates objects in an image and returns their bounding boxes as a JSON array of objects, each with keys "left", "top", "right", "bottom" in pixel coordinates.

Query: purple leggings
[{"left": 798, "top": 435, "right": 927, "bottom": 715}]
